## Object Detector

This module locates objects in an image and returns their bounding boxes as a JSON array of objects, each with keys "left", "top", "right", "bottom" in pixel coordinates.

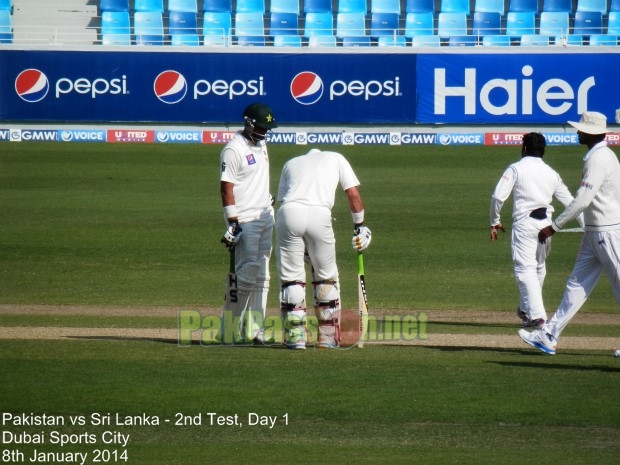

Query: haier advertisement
[
  {"left": 1, "top": 49, "right": 619, "bottom": 124},
  {"left": 416, "top": 53, "right": 620, "bottom": 124}
]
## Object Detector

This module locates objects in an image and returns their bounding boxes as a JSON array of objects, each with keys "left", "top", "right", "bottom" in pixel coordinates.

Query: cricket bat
[
  {"left": 357, "top": 251, "right": 369, "bottom": 348},
  {"left": 220, "top": 247, "right": 238, "bottom": 344},
  {"left": 224, "top": 247, "right": 237, "bottom": 311}
]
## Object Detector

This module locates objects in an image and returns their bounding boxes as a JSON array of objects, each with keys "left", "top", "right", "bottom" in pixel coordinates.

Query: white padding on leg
[
  {"left": 281, "top": 283, "right": 306, "bottom": 312},
  {"left": 314, "top": 280, "right": 339, "bottom": 307}
]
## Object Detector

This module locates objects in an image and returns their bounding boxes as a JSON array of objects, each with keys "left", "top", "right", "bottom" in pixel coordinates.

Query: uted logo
[
  {"left": 15, "top": 68, "right": 128, "bottom": 102},
  {"left": 153, "top": 70, "right": 265, "bottom": 104},
  {"left": 290, "top": 71, "right": 401, "bottom": 105}
]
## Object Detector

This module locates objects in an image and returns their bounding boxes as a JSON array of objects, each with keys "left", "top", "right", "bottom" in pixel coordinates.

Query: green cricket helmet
[{"left": 243, "top": 103, "right": 278, "bottom": 130}]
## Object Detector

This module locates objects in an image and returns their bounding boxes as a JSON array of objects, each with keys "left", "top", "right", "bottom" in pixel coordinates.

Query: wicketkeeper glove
[
  {"left": 221, "top": 221, "right": 242, "bottom": 250},
  {"left": 490, "top": 223, "right": 505, "bottom": 241},
  {"left": 352, "top": 224, "right": 372, "bottom": 251}
]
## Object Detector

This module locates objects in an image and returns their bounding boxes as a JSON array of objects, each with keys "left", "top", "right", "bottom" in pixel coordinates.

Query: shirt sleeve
[
  {"left": 338, "top": 155, "right": 360, "bottom": 191},
  {"left": 553, "top": 155, "right": 606, "bottom": 230},
  {"left": 220, "top": 147, "right": 239, "bottom": 184},
  {"left": 490, "top": 166, "right": 515, "bottom": 225}
]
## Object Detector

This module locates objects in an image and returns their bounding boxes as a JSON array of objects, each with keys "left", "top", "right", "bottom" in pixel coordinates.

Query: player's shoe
[
  {"left": 518, "top": 328, "right": 557, "bottom": 355},
  {"left": 284, "top": 326, "right": 306, "bottom": 350},
  {"left": 252, "top": 328, "right": 275, "bottom": 346}
]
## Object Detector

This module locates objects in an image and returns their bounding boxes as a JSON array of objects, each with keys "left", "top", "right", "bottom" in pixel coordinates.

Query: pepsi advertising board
[
  {"left": 1, "top": 50, "right": 415, "bottom": 124},
  {"left": 1, "top": 49, "right": 619, "bottom": 124}
]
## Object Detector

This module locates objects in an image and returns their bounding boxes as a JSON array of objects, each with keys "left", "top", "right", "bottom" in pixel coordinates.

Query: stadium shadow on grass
[
  {"left": 492, "top": 361, "right": 620, "bottom": 373},
  {"left": 430, "top": 321, "right": 514, "bottom": 329}
]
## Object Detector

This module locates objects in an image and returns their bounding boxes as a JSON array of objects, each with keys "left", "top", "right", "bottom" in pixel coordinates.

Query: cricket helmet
[{"left": 243, "top": 103, "right": 278, "bottom": 130}]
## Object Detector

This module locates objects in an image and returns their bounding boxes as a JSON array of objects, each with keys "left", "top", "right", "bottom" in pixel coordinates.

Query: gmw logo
[{"left": 290, "top": 71, "right": 401, "bottom": 105}]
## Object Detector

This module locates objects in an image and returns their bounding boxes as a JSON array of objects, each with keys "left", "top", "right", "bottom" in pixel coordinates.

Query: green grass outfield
[{"left": 1, "top": 142, "right": 619, "bottom": 465}]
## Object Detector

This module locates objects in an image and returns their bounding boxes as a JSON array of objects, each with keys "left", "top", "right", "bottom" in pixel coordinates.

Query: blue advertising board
[
  {"left": 417, "top": 53, "right": 620, "bottom": 124},
  {"left": 1, "top": 50, "right": 414, "bottom": 124},
  {"left": 1, "top": 50, "right": 619, "bottom": 124}
]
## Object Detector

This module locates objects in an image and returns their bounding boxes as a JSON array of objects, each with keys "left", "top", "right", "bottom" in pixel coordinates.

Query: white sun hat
[{"left": 567, "top": 111, "right": 609, "bottom": 135}]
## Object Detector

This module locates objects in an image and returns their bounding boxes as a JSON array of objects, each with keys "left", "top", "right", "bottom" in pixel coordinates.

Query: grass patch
[
  {"left": 1, "top": 141, "right": 618, "bottom": 464},
  {"left": 0, "top": 340, "right": 618, "bottom": 465},
  {"left": 1, "top": 142, "right": 615, "bottom": 312}
]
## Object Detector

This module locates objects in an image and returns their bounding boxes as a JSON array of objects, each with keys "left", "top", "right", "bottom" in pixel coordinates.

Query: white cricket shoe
[
  {"left": 284, "top": 326, "right": 306, "bottom": 350},
  {"left": 252, "top": 328, "right": 275, "bottom": 346},
  {"left": 518, "top": 328, "right": 557, "bottom": 355}
]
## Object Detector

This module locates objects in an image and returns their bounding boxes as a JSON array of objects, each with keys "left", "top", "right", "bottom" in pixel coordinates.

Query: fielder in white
[
  {"left": 490, "top": 132, "right": 582, "bottom": 328},
  {"left": 519, "top": 112, "right": 620, "bottom": 355},
  {"left": 220, "top": 103, "right": 277, "bottom": 343},
  {"left": 275, "top": 149, "right": 372, "bottom": 349}
]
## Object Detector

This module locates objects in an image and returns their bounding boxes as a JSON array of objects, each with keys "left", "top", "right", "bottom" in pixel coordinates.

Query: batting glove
[
  {"left": 221, "top": 221, "right": 242, "bottom": 250},
  {"left": 490, "top": 223, "right": 505, "bottom": 241},
  {"left": 352, "top": 225, "right": 372, "bottom": 251}
]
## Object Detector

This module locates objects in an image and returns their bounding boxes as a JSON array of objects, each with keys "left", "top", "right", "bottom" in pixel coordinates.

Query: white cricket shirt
[
  {"left": 219, "top": 131, "right": 271, "bottom": 223},
  {"left": 277, "top": 149, "right": 360, "bottom": 209},
  {"left": 490, "top": 156, "right": 575, "bottom": 225},
  {"left": 553, "top": 141, "right": 620, "bottom": 232}
]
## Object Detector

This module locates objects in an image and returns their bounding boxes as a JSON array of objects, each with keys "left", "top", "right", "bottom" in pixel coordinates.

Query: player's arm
[
  {"left": 220, "top": 181, "right": 237, "bottom": 222},
  {"left": 220, "top": 181, "right": 242, "bottom": 250},
  {"left": 346, "top": 186, "right": 371, "bottom": 251},
  {"left": 489, "top": 167, "right": 514, "bottom": 240},
  {"left": 553, "top": 178, "right": 584, "bottom": 228},
  {"left": 552, "top": 158, "right": 605, "bottom": 231}
]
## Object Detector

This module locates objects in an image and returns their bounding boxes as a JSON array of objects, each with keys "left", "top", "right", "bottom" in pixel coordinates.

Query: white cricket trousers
[
  {"left": 547, "top": 229, "right": 620, "bottom": 339},
  {"left": 511, "top": 215, "right": 552, "bottom": 321},
  {"left": 235, "top": 208, "right": 274, "bottom": 305},
  {"left": 275, "top": 203, "right": 338, "bottom": 284}
]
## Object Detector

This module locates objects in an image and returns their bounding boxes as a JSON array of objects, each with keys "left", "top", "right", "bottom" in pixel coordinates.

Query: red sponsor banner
[
  {"left": 484, "top": 133, "right": 524, "bottom": 145},
  {"left": 606, "top": 133, "right": 620, "bottom": 145},
  {"left": 202, "top": 131, "right": 236, "bottom": 144},
  {"left": 107, "top": 130, "right": 155, "bottom": 143}
]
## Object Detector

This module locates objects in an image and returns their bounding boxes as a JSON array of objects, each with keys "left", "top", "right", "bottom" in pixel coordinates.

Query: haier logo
[
  {"left": 434, "top": 65, "right": 595, "bottom": 116},
  {"left": 290, "top": 71, "right": 401, "bottom": 105}
]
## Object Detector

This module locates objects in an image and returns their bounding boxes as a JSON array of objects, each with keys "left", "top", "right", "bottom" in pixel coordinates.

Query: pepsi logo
[
  {"left": 154, "top": 70, "right": 187, "bottom": 104},
  {"left": 290, "top": 72, "right": 324, "bottom": 105},
  {"left": 15, "top": 69, "right": 50, "bottom": 103}
]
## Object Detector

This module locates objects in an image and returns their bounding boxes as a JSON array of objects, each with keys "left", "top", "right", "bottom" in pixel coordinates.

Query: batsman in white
[
  {"left": 519, "top": 112, "right": 620, "bottom": 355},
  {"left": 219, "top": 103, "right": 277, "bottom": 343},
  {"left": 490, "top": 132, "right": 582, "bottom": 329},
  {"left": 275, "top": 149, "right": 372, "bottom": 349}
]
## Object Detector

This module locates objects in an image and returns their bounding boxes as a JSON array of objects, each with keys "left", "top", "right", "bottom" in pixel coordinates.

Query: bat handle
[{"left": 357, "top": 251, "right": 365, "bottom": 275}]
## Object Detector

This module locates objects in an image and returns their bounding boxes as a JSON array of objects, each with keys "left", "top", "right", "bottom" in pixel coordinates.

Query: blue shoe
[{"left": 518, "top": 328, "right": 557, "bottom": 355}]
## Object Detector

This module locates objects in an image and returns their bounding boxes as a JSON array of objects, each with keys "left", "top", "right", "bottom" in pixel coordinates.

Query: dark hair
[{"left": 522, "top": 132, "right": 546, "bottom": 158}]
